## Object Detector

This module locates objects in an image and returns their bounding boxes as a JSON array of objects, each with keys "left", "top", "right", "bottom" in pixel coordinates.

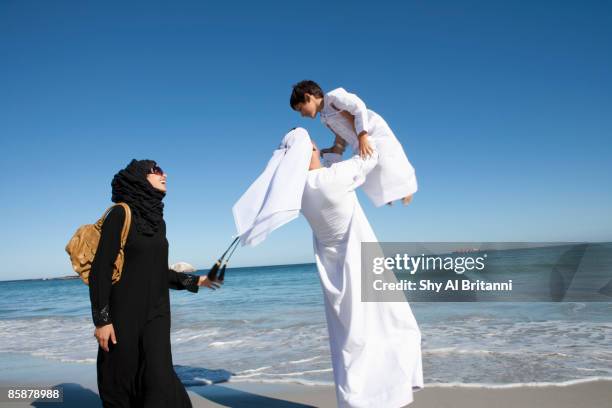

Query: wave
[
  {"left": 424, "top": 347, "right": 570, "bottom": 357},
  {"left": 221, "top": 376, "right": 612, "bottom": 388},
  {"left": 232, "top": 368, "right": 333, "bottom": 379},
  {"left": 173, "top": 331, "right": 220, "bottom": 343},
  {"left": 228, "top": 377, "right": 334, "bottom": 386},
  {"left": 426, "top": 377, "right": 612, "bottom": 388},
  {"left": 288, "top": 356, "right": 321, "bottom": 364},
  {"left": 59, "top": 357, "right": 96, "bottom": 364},
  {"left": 235, "top": 366, "right": 272, "bottom": 374},
  {"left": 208, "top": 340, "right": 244, "bottom": 348}
]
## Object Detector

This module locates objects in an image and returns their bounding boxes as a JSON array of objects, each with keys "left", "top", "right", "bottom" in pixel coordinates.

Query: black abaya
[{"left": 89, "top": 205, "right": 199, "bottom": 407}]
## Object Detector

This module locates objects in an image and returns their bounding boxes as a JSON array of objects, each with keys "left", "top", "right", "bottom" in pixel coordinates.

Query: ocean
[{"left": 0, "top": 262, "right": 611, "bottom": 387}]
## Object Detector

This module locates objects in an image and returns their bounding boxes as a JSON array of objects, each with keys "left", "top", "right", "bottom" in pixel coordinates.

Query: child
[{"left": 290, "top": 80, "right": 418, "bottom": 207}]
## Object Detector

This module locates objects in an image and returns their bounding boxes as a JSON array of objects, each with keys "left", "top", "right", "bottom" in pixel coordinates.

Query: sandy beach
[
  {"left": 1, "top": 354, "right": 611, "bottom": 408},
  {"left": 186, "top": 380, "right": 612, "bottom": 408}
]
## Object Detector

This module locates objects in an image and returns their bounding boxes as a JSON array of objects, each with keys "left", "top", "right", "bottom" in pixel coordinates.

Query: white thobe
[
  {"left": 301, "top": 152, "right": 424, "bottom": 408},
  {"left": 321, "top": 87, "right": 418, "bottom": 207}
]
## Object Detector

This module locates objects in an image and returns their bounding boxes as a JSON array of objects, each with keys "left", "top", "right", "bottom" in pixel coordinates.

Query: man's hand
[
  {"left": 358, "top": 132, "right": 374, "bottom": 158},
  {"left": 94, "top": 324, "right": 117, "bottom": 352},
  {"left": 321, "top": 134, "right": 347, "bottom": 156},
  {"left": 198, "top": 275, "right": 222, "bottom": 290},
  {"left": 321, "top": 144, "right": 345, "bottom": 155}
]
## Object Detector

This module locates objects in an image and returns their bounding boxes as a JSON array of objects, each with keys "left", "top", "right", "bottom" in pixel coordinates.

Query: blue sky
[{"left": 1, "top": 0, "right": 610, "bottom": 280}]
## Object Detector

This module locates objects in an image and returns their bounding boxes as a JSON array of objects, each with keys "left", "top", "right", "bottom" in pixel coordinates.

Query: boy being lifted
[{"left": 290, "top": 80, "right": 418, "bottom": 206}]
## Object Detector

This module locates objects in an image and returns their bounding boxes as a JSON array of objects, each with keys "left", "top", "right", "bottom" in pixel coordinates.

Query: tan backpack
[{"left": 65, "top": 203, "right": 132, "bottom": 285}]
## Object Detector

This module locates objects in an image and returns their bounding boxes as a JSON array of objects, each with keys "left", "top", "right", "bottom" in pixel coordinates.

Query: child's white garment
[{"left": 320, "top": 87, "right": 418, "bottom": 206}]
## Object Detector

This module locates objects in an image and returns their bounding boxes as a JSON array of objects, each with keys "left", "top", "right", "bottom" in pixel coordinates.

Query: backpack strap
[
  {"left": 95, "top": 205, "right": 116, "bottom": 228},
  {"left": 95, "top": 203, "right": 132, "bottom": 246}
]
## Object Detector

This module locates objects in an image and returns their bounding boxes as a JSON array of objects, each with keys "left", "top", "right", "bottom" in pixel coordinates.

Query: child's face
[{"left": 295, "top": 94, "right": 319, "bottom": 119}]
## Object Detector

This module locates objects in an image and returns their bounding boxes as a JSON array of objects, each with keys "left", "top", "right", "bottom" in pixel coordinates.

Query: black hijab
[{"left": 111, "top": 159, "right": 165, "bottom": 236}]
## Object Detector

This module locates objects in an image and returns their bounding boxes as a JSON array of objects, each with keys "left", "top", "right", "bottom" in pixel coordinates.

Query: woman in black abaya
[{"left": 89, "top": 159, "right": 219, "bottom": 407}]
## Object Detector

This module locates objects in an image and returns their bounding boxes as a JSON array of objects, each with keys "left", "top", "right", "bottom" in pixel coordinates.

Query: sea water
[{"left": 0, "top": 262, "right": 611, "bottom": 387}]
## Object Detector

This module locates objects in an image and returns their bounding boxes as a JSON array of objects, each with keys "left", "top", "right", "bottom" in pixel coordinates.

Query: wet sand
[{"left": 1, "top": 354, "right": 611, "bottom": 407}]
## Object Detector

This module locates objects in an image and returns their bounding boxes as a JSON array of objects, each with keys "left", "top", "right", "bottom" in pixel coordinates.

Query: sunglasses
[{"left": 149, "top": 165, "right": 164, "bottom": 176}]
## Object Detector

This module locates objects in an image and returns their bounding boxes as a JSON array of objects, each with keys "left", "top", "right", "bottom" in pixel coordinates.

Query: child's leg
[
  {"left": 387, "top": 195, "right": 413, "bottom": 206},
  {"left": 402, "top": 195, "right": 413, "bottom": 206}
]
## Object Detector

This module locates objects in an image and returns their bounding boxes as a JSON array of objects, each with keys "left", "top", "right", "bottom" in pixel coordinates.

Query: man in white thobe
[{"left": 233, "top": 128, "right": 424, "bottom": 408}]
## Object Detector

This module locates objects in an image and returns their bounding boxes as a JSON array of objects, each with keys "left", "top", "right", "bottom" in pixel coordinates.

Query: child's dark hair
[{"left": 290, "top": 80, "right": 324, "bottom": 110}]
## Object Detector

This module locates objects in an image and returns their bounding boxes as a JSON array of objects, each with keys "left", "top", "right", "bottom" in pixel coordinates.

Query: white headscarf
[{"left": 232, "top": 127, "right": 312, "bottom": 246}]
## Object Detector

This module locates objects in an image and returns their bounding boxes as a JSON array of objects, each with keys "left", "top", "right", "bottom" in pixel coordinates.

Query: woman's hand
[
  {"left": 198, "top": 276, "right": 222, "bottom": 290},
  {"left": 94, "top": 324, "right": 117, "bottom": 352}
]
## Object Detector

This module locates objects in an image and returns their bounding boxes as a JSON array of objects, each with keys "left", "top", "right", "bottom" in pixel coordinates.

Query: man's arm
[
  {"left": 327, "top": 148, "right": 379, "bottom": 191},
  {"left": 321, "top": 131, "right": 347, "bottom": 156}
]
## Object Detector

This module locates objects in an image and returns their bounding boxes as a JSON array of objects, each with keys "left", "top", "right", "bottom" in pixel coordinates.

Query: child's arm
[
  {"left": 328, "top": 88, "right": 374, "bottom": 158},
  {"left": 357, "top": 132, "right": 374, "bottom": 158},
  {"left": 327, "top": 88, "right": 370, "bottom": 139}
]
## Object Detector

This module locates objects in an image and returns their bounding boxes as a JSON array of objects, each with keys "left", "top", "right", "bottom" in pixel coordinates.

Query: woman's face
[{"left": 146, "top": 165, "right": 167, "bottom": 192}]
